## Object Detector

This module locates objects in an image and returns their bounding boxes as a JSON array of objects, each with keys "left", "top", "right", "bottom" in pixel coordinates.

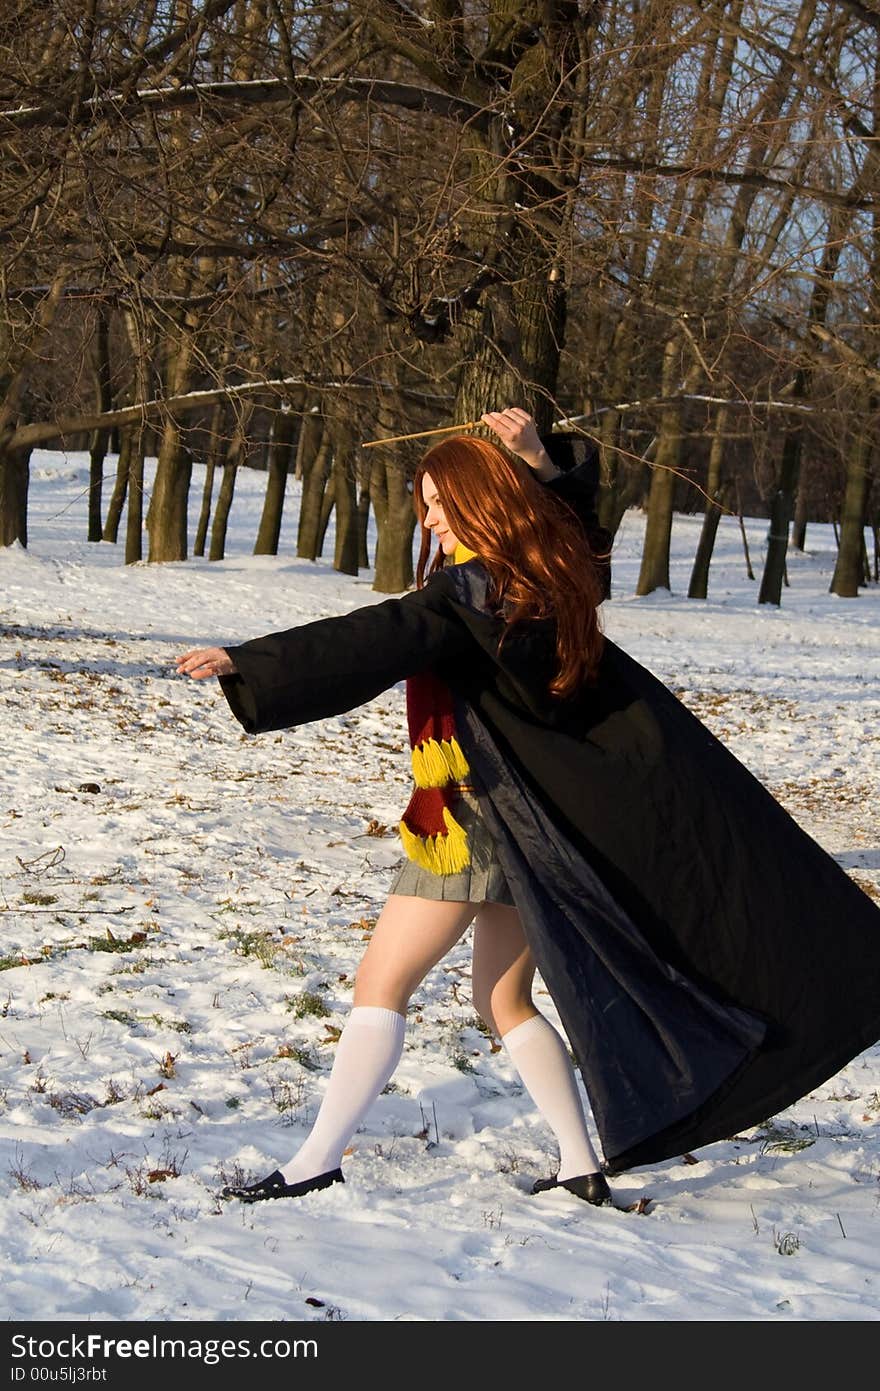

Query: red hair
[{"left": 412, "top": 436, "right": 605, "bottom": 698}]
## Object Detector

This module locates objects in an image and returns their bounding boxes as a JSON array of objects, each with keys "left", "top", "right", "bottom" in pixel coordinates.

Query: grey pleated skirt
[{"left": 389, "top": 785, "right": 515, "bottom": 905}]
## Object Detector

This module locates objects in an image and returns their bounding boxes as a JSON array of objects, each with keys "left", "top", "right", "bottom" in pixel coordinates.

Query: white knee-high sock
[
  {"left": 501, "top": 1013, "right": 601, "bottom": 1180},
  {"left": 279, "top": 1005, "right": 406, "bottom": 1183}
]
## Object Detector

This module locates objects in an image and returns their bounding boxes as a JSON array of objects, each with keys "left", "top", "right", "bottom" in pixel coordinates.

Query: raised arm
[{"left": 481, "top": 409, "right": 612, "bottom": 600}]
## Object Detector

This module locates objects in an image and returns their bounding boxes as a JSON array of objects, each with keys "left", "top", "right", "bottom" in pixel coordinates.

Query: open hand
[{"left": 176, "top": 646, "right": 237, "bottom": 679}]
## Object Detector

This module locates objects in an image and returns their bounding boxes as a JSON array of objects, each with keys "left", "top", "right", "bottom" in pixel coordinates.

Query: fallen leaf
[
  {"left": 681, "top": 1153, "right": 699, "bottom": 1165},
  {"left": 622, "top": 1195, "right": 653, "bottom": 1214},
  {"left": 305, "top": 1297, "right": 325, "bottom": 1308}
]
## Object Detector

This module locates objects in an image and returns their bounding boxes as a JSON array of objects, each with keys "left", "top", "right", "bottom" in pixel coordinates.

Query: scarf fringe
[
  {"left": 411, "top": 735, "right": 470, "bottom": 788},
  {"left": 398, "top": 804, "right": 471, "bottom": 874}
]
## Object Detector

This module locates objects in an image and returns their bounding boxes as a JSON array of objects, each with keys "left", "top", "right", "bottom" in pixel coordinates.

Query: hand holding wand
[{"left": 361, "top": 421, "right": 480, "bottom": 448}]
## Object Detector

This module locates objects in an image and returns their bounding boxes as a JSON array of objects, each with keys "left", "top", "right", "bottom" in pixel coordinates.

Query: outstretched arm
[{"left": 177, "top": 569, "right": 475, "bottom": 736}]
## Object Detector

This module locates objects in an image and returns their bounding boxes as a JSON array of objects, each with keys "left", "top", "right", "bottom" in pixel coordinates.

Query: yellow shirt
[{"left": 453, "top": 542, "right": 478, "bottom": 564}]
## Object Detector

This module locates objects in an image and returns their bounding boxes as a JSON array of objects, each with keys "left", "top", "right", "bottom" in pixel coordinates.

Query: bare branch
[
  {"left": 7, "top": 375, "right": 453, "bottom": 452},
  {"left": 0, "top": 77, "right": 494, "bottom": 134},
  {"left": 808, "top": 321, "right": 880, "bottom": 388}
]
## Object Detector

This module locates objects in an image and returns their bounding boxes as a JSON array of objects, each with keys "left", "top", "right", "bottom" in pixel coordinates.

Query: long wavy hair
[{"left": 412, "top": 435, "right": 606, "bottom": 698}]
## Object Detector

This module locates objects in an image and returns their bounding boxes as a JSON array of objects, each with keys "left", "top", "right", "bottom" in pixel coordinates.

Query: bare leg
[
  {"left": 472, "top": 902, "right": 602, "bottom": 1180},
  {"left": 470, "top": 900, "right": 539, "bottom": 1035},
  {"left": 276, "top": 894, "right": 479, "bottom": 1183},
  {"left": 354, "top": 893, "right": 480, "bottom": 1011}
]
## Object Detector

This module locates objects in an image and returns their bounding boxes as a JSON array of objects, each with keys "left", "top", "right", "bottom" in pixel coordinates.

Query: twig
[
  {"left": 16, "top": 847, "right": 65, "bottom": 875},
  {"left": 362, "top": 420, "right": 479, "bottom": 447},
  {"left": 0, "top": 905, "right": 136, "bottom": 915},
  {"left": 736, "top": 479, "right": 755, "bottom": 579}
]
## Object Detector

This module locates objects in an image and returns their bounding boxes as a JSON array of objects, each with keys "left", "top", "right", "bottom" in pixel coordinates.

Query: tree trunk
[
  {"left": 357, "top": 451, "right": 374, "bottom": 570},
  {"left": 637, "top": 339, "right": 682, "bottom": 595},
  {"left": 124, "top": 428, "right": 146, "bottom": 565},
  {"left": 316, "top": 463, "right": 335, "bottom": 558},
  {"left": 370, "top": 456, "right": 415, "bottom": 591},
  {"left": 0, "top": 266, "right": 69, "bottom": 548},
  {"left": 210, "top": 406, "right": 251, "bottom": 561},
  {"left": 148, "top": 418, "right": 192, "bottom": 562},
  {"left": 688, "top": 404, "right": 731, "bottom": 599},
  {"left": 146, "top": 266, "right": 195, "bottom": 563},
  {"left": 369, "top": 379, "right": 417, "bottom": 592},
  {"left": 87, "top": 307, "right": 112, "bottom": 542},
  {"left": 0, "top": 447, "right": 30, "bottom": 547},
  {"left": 759, "top": 96, "right": 873, "bottom": 599},
  {"left": 595, "top": 319, "right": 638, "bottom": 535},
  {"left": 254, "top": 407, "right": 297, "bottom": 555},
  {"left": 194, "top": 458, "right": 216, "bottom": 557},
  {"left": 120, "top": 307, "right": 150, "bottom": 564},
  {"left": 830, "top": 415, "right": 874, "bottom": 597},
  {"left": 294, "top": 407, "right": 319, "bottom": 481},
  {"left": 792, "top": 480, "right": 808, "bottom": 551},
  {"left": 446, "top": 2, "right": 585, "bottom": 437},
  {"left": 327, "top": 422, "right": 359, "bottom": 576},
  {"left": 297, "top": 420, "right": 330, "bottom": 560},
  {"left": 455, "top": 271, "right": 565, "bottom": 433},
  {"left": 193, "top": 399, "right": 226, "bottom": 557},
  {"left": 209, "top": 456, "right": 237, "bottom": 561},
  {"left": 759, "top": 409, "right": 803, "bottom": 605},
  {"left": 102, "top": 430, "right": 131, "bottom": 543},
  {"left": 688, "top": 485, "right": 732, "bottom": 600}
]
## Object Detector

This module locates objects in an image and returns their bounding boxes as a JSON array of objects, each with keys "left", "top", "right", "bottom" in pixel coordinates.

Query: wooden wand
[{"left": 361, "top": 420, "right": 480, "bottom": 447}]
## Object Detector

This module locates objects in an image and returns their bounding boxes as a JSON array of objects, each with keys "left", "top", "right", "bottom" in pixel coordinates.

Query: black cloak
[{"left": 217, "top": 451, "right": 880, "bottom": 1176}]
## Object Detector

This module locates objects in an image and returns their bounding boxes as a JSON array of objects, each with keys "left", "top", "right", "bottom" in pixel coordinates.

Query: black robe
[{"left": 217, "top": 458, "right": 880, "bottom": 1176}]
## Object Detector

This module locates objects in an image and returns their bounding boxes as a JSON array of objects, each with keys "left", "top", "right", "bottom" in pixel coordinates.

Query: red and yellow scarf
[{"left": 398, "top": 543, "right": 477, "bottom": 874}]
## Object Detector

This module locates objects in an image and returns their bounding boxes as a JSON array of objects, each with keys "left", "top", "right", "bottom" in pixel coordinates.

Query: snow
[{"left": 1, "top": 450, "right": 878, "bottom": 1324}]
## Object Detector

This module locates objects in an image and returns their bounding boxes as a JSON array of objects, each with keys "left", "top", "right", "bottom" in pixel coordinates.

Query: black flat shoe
[
  {"left": 531, "top": 1171, "right": 612, "bottom": 1206},
  {"left": 221, "top": 1167, "right": 344, "bottom": 1203}
]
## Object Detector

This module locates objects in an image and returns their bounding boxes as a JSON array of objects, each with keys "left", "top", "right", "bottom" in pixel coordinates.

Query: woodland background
[{"left": 2, "top": 0, "right": 879, "bottom": 602}]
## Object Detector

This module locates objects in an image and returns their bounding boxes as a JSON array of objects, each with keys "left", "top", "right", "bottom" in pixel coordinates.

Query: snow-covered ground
[{"left": 1, "top": 451, "right": 878, "bottom": 1323}]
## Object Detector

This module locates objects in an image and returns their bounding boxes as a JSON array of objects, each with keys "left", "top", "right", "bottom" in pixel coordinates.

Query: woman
[{"left": 178, "top": 407, "right": 880, "bottom": 1210}]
